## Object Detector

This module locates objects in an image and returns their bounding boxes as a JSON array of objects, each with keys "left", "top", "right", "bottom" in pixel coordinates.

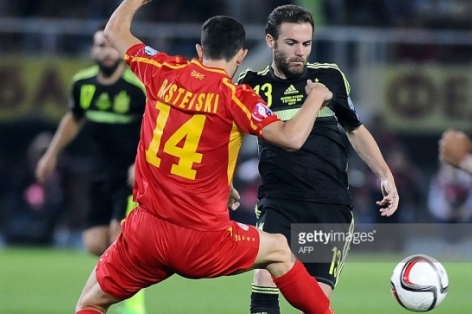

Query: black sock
[{"left": 250, "top": 284, "right": 280, "bottom": 314}]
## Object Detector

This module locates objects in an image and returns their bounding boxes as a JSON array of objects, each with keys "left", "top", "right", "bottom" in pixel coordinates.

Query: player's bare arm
[
  {"left": 262, "top": 81, "right": 332, "bottom": 151},
  {"left": 439, "top": 129, "right": 472, "bottom": 174},
  {"left": 35, "top": 112, "right": 83, "bottom": 182},
  {"left": 227, "top": 184, "right": 241, "bottom": 211},
  {"left": 104, "top": 0, "right": 152, "bottom": 56},
  {"left": 127, "top": 163, "right": 136, "bottom": 187},
  {"left": 345, "top": 124, "right": 399, "bottom": 216}
]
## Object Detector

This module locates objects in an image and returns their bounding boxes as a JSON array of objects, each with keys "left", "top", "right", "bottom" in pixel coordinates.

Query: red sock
[
  {"left": 75, "top": 310, "right": 103, "bottom": 314},
  {"left": 272, "top": 260, "right": 331, "bottom": 314}
]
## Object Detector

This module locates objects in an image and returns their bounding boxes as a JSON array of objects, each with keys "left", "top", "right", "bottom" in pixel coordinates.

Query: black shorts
[
  {"left": 86, "top": 177, "right": 132, "bottom": 229},
  {"left": 256, "top": 198, "right": 353, "bottom": 289}
]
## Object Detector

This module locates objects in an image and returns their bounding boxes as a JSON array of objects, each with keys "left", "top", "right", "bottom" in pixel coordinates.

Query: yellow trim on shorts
[{"left": 334, "top": 212, "right": 354, "bottom": 287}]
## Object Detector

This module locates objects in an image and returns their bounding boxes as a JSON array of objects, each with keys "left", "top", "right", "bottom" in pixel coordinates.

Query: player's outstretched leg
[
  {"left": 253, "top": 231, "right": 334, "bottom": 314},
  {"left": 251, "top": 268, "right": 333, "bottom": 313},
  {"left": 75, "top": 268, "right": 122, "bottom": 314}
]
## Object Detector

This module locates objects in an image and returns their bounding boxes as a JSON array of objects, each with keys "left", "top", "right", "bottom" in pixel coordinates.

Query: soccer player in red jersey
[
  {"left": 75, "top": 1, "right": 334, "bottom": 314},
  {"left": 440, "top": 129, "right": 472, "bottom": 174}
]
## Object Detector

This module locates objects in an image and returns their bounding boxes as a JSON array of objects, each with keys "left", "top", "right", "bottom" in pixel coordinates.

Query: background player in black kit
[
  {"left": 238, "top": 5, "right": 399, "bottom": 314},
  {"left": 35, "top": 24, "right": 147, "bottom": 314}
]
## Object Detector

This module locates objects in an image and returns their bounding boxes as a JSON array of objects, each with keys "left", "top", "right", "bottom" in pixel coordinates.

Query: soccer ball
[{"left": 390, "top": 254, "right": 449, "bottom": 312}]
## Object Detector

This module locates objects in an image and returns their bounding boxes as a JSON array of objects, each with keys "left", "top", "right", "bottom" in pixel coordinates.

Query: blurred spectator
[
  {"left": 231, "top": 157, "right": 260, "bottom": 226},
  {"left": 2, "top": 132, "right": 63, "bottom": 245},
  {"left": 348, "top": 169, "right": 373, "bottom": 223},
  {"left": 365, "top": 114, "right": 400, "bottom": 154},
  {"left": 428, "top": 162, "right": 472, "bottom": 243},
  {"left": 439, "top": 129, "right": 472, "bottom": 173},
  {"left": 354, "top": 145, "right": 426, "bottom": 252},
  {"left": 429, "top": 162, "right": 472, "bottom": 223},
  {"left": 230, "top": 136, "right": 261, "bottom": 225},
  {"left": 376, "top": 146, "right": 427, "bottom": 223}
]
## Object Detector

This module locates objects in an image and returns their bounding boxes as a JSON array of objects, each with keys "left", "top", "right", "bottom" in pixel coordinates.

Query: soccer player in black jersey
[
  {"left": 35, "top": 24, "right": 147, "bottom": 314},
  {"left": 238, "top": 5, "right": 399, "bottom": 313}
]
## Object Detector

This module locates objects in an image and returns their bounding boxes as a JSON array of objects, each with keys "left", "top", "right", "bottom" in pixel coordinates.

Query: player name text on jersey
[{"left": 158, "top": 78, "right": 219, "bottom": 113}]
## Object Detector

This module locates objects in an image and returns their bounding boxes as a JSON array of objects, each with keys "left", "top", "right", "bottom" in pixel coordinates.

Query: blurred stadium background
[{"left": 1, "top": 0, "right": 472, "bottom": 313}]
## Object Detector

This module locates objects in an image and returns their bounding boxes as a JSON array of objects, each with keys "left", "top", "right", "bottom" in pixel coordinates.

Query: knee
[
  {"left": 84, "top": 241, "right": 107, "bottom": 256},
  {"left": 253, "top": 268, "right": 273, "bottom": 285},
  {"left": 109, "top": 221, "right": 122, "bottom": 241},
  {"left": 83, "top": 230, "right": 109, "bottom": 256},
  {"left": 269, "top": 233, "right": 292, "bottom": 263},
  {"left": 319, "top": 282, "right": 333, "bottom": 298}
]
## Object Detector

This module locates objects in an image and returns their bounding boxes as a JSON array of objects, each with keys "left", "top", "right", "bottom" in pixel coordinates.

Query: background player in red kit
[{"left": 74, "top": 1, "right": 334, "bottom": 314}]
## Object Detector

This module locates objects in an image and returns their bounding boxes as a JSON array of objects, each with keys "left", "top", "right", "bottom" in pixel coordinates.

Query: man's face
[
  {"left": 271, "top": 22, "right": 313, "bottom": 78},
  {"left": 91, "top": 31, "right": 123, "bottom": 77}
]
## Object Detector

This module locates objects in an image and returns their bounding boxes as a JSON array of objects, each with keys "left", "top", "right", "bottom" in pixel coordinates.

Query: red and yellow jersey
[{"left": 125, "top": 43, "right": 279, "bottom": 230}]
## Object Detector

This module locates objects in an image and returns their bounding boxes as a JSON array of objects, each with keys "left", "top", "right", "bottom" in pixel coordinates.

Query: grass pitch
[{"left": 0, "top": 247, "right": 470, "bottom": 313}]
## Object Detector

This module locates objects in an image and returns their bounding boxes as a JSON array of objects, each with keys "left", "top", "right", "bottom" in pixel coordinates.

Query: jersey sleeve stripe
[
  {"left": 307, "top": 63, "right": 351, "bottom": 95},
  {"left": 129, "top": 57, "right": 163, "bottom": 69},
  {"left": 222, "top": 78, "right": 258, "bottom": 131},
  {"left": 161, "top": 62, "right": 188, "bottom": 70},
  {"left": 237, "top": 68, "right": 251, "bottom": 83},
  {"left": 130, "top": 57, "right": 188, "bottom": 71},
  {"left": 257, "top": 66, "right": 270, "bottom": 76}
]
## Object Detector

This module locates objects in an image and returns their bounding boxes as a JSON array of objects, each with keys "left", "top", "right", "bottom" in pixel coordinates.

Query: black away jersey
[
  {"left": 70, "top": 66, "right": 146, "bottom": 178},
  {"left": 238, "top": 63, "right": 362, "bottom": 205}
]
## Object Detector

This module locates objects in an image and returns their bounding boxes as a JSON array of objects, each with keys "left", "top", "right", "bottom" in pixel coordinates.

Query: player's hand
[
  {"left": 127, "top": 163, "right": 136, "bottom": 187},
  {"left": 227, "top": 185, "right": 241, "bottom": 211},
  {"left": 35, "top": 154, "right": 57, "bottom": 183},
  {"left": 377, "top": 177, "right": 399, "bottom": 217},
  {"left": 305, "top": 80, "right": 332, "bottom": 107},
  {"left": 439, "top": 129, "right": 472, "bottom": 168}
]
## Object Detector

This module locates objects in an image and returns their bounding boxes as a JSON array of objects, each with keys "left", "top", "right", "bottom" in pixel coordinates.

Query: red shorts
[{"left": 96, "top": 206, "right": 260, "bottom": 299}]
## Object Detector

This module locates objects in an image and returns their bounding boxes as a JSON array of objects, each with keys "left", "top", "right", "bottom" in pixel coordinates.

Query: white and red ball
[{"left": 391, "top": 254, "right": 449, "bottom": 312}]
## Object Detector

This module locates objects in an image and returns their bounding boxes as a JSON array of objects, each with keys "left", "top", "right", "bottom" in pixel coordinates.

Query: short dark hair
[
  {"left": 265, "top": 5, "right": 314, "bottom": 40},
  {"left": 201, "top": 16, "right": 245, "bottom": 61}
]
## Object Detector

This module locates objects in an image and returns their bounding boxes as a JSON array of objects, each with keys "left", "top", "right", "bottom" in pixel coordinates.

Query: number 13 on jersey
[{"left": 145, "top": 101, "right": 205, "bottom": 180}]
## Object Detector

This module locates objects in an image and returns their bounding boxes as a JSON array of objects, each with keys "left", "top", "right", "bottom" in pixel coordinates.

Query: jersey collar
[
  {"left": 191, "top": 59, "right": 230, "bottom": 77},
  {"left": 269, "top": 64, "right": 308, "bottom": 81}
]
